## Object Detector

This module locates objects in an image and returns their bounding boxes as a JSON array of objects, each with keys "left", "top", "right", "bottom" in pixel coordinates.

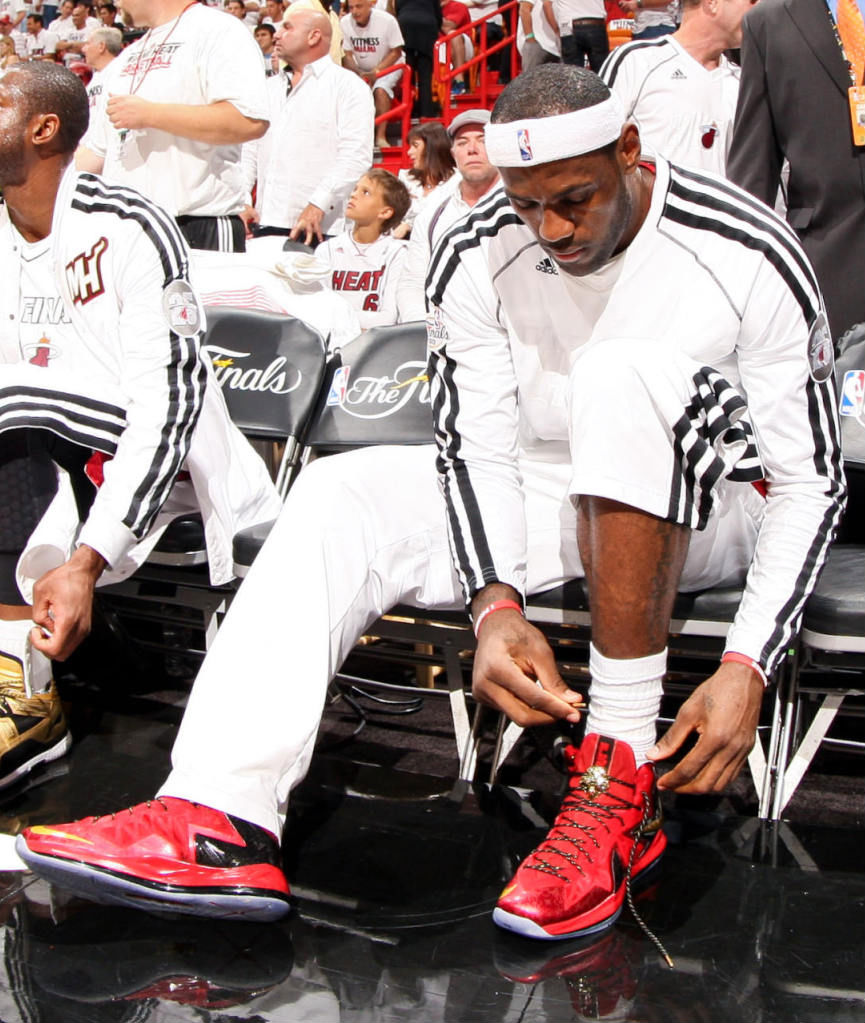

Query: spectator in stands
[
  {"left": 619, "top": 0, "right": 679, "bottom": 39},
  {"left": 54, "top": 2, "right": 100, "bottom": 64},
  {"left": 48, "top": 0, "right": 74, "bottom": 31},
  {"left": 463, "top": 0, "right": 510, "bottom": 82},
  {"left": 262, "top": 0, "right": 284, "bottom": 25},
  {"left": 255, "top": 21, "right": 278, "bottom": 71},
  {"left": 241, "top": 7, "right": 373, "bottom": 244},
  {"left": 291, "top": 0, "right": 344, "bottom": 63},
  {"left": 0, "top": 0, "right": 25, "bottom": 31},
  {"left": 24, "top": 14, "right": 58, "bottom": 59},
  {"left": 316, "top": 168, "right": 411, "bottom": 327},
  {"left": 15, "top": 66, "right": 844, "bottom": 944},
  {"left": 517, "top": 0, "right": 560, "bottom": 70},
  {"left": 555, "top": 0, "right": 608, "bottom": 70},
  {"left": 394, "top": 0, "right": 441, "bottom": 119},
  {"left": 226, "top": 0, "right": 249, "bottom": 20},
  {"left": 341, "top": 0, "right": 405, "bottom": 149},
  {"left": 727, "top": 0, "right": 865, "bottom": 342},
  {"left": 396, "top": 119, "right": 456, "bottom": 233},
  {"left": 600, "top": 0, "right": 750, "bottom": 174},
  {"left": 0, "top": 31, "right": 19, "bottom": 66},
  {"left": 0, "top": 15, "right": 25, "bottom": 65},
  {"left": 96, "top": 2, "right": 121, "bottom": 26},
  {"left": 75, "top": 0, "right": 269, "bottom": 252},
  {"left": 0, "top": 63, "right": 280, "bottom": 789},
  {"left": 399, "top": 108, "right": 499, "bottom": 320},
  {"left": 81, "top": 25, "right": 120, "bottom": 113},
  {"left": 439, "top": 0, "right": 472, "bottom": 93}
]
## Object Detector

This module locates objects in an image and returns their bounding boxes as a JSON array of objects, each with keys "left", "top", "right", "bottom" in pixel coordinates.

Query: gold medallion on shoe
[{"left": 580, "top": 765, "right": 611, "bottom": 799}]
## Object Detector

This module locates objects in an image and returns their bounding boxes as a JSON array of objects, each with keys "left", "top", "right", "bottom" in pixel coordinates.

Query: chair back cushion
[
  {"left": 836, "top": 324, "right": 865, "bottom": 467},
  {"left": 203, "top": 306, "right": 328, "bottom": 441},
  {"left": 307, "top": 321, "right": 433, "bottom": 448}
]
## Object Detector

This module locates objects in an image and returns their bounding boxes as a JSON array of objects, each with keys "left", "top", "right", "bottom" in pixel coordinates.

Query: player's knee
[{"left": 569, "top": 337, "right": 659, "bottom": 435}]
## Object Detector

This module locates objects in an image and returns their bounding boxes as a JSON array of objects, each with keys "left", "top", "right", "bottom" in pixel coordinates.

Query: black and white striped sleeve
[
  {"left": 666, "top": 167, "right": 846, "bottom": 675},
  {"left": 426, "top": 193, "right": 528, "bottom": 604},
  {"left": 72, "top": 177, "right": 208, "bottom": 568}
]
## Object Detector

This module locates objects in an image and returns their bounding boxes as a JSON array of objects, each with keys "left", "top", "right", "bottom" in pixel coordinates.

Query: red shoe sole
[
  {"left": 16, "top": 840, "right": 291, "bottom": 922},
  {"left": 494, "top": 828, "right": 666, "bottom": 941}
]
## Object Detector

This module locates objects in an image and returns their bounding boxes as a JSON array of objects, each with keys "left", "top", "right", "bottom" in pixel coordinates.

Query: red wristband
[
  {"left": 721, "top": 651, "right": 768, "bottom": 686},
  {"left": 473, "top": 599, "right": 524, "bottom": 638}
]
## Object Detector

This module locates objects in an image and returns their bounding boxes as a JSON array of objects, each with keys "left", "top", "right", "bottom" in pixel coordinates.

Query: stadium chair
[
  {"left": 229, "top": 321, "right": 485, "bottom": 764},
  {"left": 101, "top": 306, "right": 329, "bottom": 653},
  {"left": 231, "top": 320, "right": 431, "bottom": 578},
  {"left": 765, "top": 327, "right": 865, "bottom": 818}
]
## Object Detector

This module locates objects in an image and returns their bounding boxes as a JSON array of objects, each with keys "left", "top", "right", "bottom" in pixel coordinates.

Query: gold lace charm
[{"left": 580, "top": 764, "right": 611, "bottom": 799}]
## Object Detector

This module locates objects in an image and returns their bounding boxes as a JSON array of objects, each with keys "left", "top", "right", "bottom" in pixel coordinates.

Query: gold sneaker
[{"left": 0, "top": 653, "right": 71, "bottom": 790}]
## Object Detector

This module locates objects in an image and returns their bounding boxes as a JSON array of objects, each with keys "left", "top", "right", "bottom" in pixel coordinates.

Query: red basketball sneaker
[
  {"left": 16, "top": 797, "right": 290, "bottom": 921},
  {"left": 494, "top": 733, "right": 666, "bottom": 940}
]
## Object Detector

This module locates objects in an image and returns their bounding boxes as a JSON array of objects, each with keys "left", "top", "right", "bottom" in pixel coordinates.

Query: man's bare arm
[
  {"left": 75, "top": 146, "right": 104, "bottom": 173},
  {"left": 106, "top": 97, "right": 268, "bottom": 145}
]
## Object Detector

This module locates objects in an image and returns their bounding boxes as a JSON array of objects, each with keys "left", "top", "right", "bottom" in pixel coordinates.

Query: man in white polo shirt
[
  {"left": 341, "top": 0, "right": 404, "bottom": 150},
  {"left": 76, "top": 0, "right": 269, "bottom": 252},
  {"left": 22, "top": 12, "right": 58, "bottom": 58}
]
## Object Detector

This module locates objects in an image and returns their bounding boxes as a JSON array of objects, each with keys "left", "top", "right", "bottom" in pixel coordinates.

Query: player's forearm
[
  {"left": 141, "top": 100, "right": 268, "bottom": 144},
  {"left": 471, "top": 582, "right": 523, "bottom": 620},
  {"left": 519, "top": 2, "right": 533, "bottom": 35},
  {"left": 430, "top": 342, "right": 527, "bottom": 604},
  {"left": 726, "top": 481, "right": 844, "bottom": 676}
]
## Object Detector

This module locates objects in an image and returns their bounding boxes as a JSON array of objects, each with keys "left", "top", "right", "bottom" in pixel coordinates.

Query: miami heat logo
[
  {"left": 22, "top": 337, "right": 60, "bottom": 366},
  {"left": 65, "top": 237, "right": 108, "bottom": 306},
  {"left": 701, "top": 123, "right": 718, "bottom": 149}
]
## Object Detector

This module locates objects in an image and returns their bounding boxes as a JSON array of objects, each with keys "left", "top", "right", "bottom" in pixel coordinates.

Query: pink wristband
[
  {"left": 721, "top": 651, "right": 768, "bottom": 686},
  {"left": 473, "top": 599, "right": 524, "bottom": 638}
]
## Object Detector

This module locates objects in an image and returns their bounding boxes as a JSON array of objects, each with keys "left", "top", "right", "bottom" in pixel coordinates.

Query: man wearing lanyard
[
  {"left": 728, "top": 0, "right": 865, "bottom": 342},
  {"left": 75, "top": 0, "right": 270, "bottom": 253}
]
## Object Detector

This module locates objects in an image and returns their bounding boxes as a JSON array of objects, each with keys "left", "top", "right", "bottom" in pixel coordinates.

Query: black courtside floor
[{"left": 0, "top": 633, "right": 861, "bottom": 1023}]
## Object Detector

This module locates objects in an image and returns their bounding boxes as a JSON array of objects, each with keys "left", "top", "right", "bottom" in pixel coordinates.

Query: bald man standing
[{"left": 241, "top": 6, "right": 374, "bottom": 246}]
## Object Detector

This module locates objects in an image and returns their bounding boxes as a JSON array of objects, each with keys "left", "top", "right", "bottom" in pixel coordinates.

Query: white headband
[{"left": 483, "top": 95, "right": 625, "bottom": 167}]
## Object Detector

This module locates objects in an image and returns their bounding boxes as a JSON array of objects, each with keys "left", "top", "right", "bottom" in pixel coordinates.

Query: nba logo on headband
[{"left": 517, "top": 128, "right": 532, "bottom": 161}]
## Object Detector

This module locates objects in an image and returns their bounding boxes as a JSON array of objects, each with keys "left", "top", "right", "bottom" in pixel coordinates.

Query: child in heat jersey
[{"left": 316, "top": 169, "right": 412, "bottom": 329}]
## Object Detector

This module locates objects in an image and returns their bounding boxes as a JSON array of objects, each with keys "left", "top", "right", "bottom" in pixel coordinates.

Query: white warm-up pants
[{"left": 162, "top": 340, "right": 765, "bottom": 838}]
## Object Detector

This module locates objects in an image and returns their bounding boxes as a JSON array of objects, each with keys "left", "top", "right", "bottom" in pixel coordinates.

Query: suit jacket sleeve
[{"left": 727, "top": 10, "right": 784, "bottom": 206}]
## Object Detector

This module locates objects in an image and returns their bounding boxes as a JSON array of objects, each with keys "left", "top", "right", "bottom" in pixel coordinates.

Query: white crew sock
[
  {"left": 0, "top": 618, "right": 52, "bottom": 696},
  {"left": 585, "top": 643, "right": 666, "bottom": 766}
]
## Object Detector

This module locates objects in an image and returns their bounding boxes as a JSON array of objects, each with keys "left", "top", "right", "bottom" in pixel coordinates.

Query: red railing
[
  {"left": 371, "top": 7, "right": 520, "bottom": 170},
  {"left": 435, "top": 0, "right": 520, "bottom": 123},
  {"left": 372, "top": 60, "right": 413, "bottom": 154}
]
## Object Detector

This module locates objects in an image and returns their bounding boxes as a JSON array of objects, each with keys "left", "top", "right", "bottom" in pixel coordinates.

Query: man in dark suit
[{"left": 727, "top": 0, "right": 865, "bottom": 341}]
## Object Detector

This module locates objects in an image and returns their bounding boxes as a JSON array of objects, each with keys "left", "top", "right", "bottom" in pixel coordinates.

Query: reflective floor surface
[{"left": 0, "top": 667, "right": 861, "bottom": 1023}]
